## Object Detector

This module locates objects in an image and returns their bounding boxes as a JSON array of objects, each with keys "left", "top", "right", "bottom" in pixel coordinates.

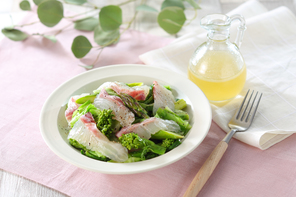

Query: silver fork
[{"left": 183, "top": 90, "right": 263, "bottom": 197}]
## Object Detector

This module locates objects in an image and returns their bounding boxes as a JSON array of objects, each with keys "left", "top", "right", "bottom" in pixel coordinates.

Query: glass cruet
[{"left": 188, "top": 14, "right": 247, "bottom": 102}]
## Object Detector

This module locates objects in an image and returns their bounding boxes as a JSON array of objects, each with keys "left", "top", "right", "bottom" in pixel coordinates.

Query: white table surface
[{"left": 1, "top": 0, "right": 295, "bottom": 196}]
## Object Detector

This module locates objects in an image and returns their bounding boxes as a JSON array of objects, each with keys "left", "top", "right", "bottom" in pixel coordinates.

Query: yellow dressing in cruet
[{"left": 188, "top": 14, "right": 247, "bottom": 102}]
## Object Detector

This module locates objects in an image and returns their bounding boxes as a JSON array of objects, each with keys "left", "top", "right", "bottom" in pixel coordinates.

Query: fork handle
[{"left": 183, "top": 141, "right": 228, "bottom": 197}]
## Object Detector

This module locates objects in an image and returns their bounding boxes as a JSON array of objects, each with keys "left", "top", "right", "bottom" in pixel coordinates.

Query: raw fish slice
[
  {"left": 65, "top": 94, "right": 89, "bottom": 123},
  {"left": 94, "top": 88, "right": 135, "bottom": 127},
  {"left": 153, "top": 81, "right": 175, "bottom": 115},
  {"left": 97, "top": 81, "right": 150, "bottom": 101},
  {"left": 116, "top": 117, "right": 180, "bottom": 139},
  {"left": 68, "top": 113, "right": 128, "bottom": 162}
]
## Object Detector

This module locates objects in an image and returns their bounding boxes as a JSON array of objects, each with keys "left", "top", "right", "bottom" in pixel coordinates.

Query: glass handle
[{"left": 229, "top": 14, "right": 246, "bottom": 48}]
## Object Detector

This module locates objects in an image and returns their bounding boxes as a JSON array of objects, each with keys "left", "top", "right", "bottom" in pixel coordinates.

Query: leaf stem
[
  {"left": 64, "top": 8, "right": 99, "bottom": 19},
  {"left": 117, "top": 0, "right": 137, "bottom": 7},
  {"left": 62, "top": 0, "right": 97, "bottom": 8},
  {"left": 184, "top": 9, "right": 198, "bottom": 26},
  {"left": 91, "top": 47, "right": 104, "bottom": 66},
  {"left": 54, "top": 22, "right": 73, "bottom": 36},
  {"left": 15, "top": 21, "right": 40, "bottom": 27}
]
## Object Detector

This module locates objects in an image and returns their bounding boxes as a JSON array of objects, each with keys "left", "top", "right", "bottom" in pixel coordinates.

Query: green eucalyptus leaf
[
  {"left": 157, "top": 6, "right": 186, "bottom": 34},
  {"left": 37, "top": 0, "right": 64, "bottom": 27},
  {"left": 136, "top": 4, "right": 158, "bottom": 12},
  {"left": 33, "top": 0, "right": 46, "bottom": 5},
  {"left": 64, "top": 0, "right": 87, "bottom": 5},
  {"left": 94, "top": 25, "right": 120, "bottom": 46},
  {"left": 42, "top": 34, "right": 57, "bottom": 42},
  {"left": 74, "top": 17, "right": 99, "bottom": 31},
  {"left": 185, "top": 0, "right": 201, "bottom": 9},
  {"left": 71, "top": 35, "right": 92, "bottom": 58},
  {"left": 161, "top": 0, "right": 185, "bottom": 10},
  {"left": 20, "top": 0, "right": 31, "bottom": 11},
  {"left": 99, "top": 5, "right": 122, "bottom": 31},
  {"left": 2, "top": 28, "right": 29, "bottom": 41}
]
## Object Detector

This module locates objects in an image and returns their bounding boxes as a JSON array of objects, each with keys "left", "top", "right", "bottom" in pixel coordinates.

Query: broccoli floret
[
  {"left": 90, "top": 108, "right": 115, "bottom": 140},
  {"left": 119, "top": 133, "right": 166, "bottom": 160},
  {"left": 160, "top": 138, "right": 182, "bottom": 152},
  {"left": 161, "top": 138, "right": 176, "bottom": 149}
]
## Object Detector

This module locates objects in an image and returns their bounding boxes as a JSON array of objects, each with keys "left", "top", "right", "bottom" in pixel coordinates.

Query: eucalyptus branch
[
  {"left": 15, "top": 21, "right": 40, "bottom": 28},
  {"left": 54, "top": 22, "right": 73, "bottom": 36},
  {"left": 62, "top": 0, "right": 95, "bottom": 8},
  {"left": 3, "top": 0, "right": 201, "bottom": 67},
  {"left": 183, "top": 9, "right": 198, "bottom": 26},
  {"left": 117, "top": 0, "right": 137, "bottom": 7},
  {"left": 91, "top": 47, "right": 104, "bottom": 67},
  {"left": 64, "top": 8, "right": 99, "bottom": 19}
]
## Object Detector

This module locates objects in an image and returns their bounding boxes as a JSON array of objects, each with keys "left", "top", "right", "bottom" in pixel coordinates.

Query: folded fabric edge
[{"left": 259, "top": 132, "right": 294, "bottom": 150}]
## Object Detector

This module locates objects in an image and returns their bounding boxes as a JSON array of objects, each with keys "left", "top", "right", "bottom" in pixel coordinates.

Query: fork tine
[
  {"left": 245, "top": 92, "right": 263, "bottom": 122},
  {"left": 235, "top": 89, "right": 250, "bottom": 119},
  {"left": 240, "top": 90, "right": 254, "bottom": 121}
]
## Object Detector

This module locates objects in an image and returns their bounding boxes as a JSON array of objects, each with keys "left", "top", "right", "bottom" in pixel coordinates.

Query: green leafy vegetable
[
  {"left": 69, "top": 139, "right": 109, "bottom": 161},
  {"left": 151, "top": 130, "right": 184, "bottom": 140},
  {"left": 119, "top": 133, "right": 166, "bottom": 160},
  {"left": 70, "top": 100, "right": 94, "bottom": 127},
  {"left": 174, "top": 99, "right": 187, "bottom": 110},
  {"left": 156, "top": 107, "right": 192, "bottom": 134},
  {"left": 174, "top": 109, "right": 189, "bottom": 120}
]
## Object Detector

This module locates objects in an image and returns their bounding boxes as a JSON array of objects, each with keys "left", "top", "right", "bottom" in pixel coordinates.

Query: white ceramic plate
[{"left": 39, "top": 64, "right": 212, "bottom": 174}]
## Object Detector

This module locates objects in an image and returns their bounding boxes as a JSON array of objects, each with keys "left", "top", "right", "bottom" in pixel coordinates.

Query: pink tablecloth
[{"left": 1, "top": 12, "right": 296, "bottom": 197}]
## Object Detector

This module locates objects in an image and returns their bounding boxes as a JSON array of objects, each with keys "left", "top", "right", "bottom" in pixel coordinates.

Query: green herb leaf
[
  {"left": 42, "top": 34, "right": 57, "bottom": 42},
  {"left": 20, "top": 0, "right": 31, "bottom": 11},
  {"left": 64, "top": 0, "right": 87, "bottom": 5},
  {"left": 157, "top": 6, "right": 186, "bottom": 34},
  {"left": 94, "top": 25, "right": 120, "bottom": 46},
  {"left": 37, "top": 0, "right": 64, "bottom": 27},
  {"left": 161, "top": 0, "right": 185, "bottom": 10},
  {"left": 2, "top": 28, "right": 29, "bottom": 41},
  {"left": 71, "top": 35, "right": 92, "bottom": 58},
  {"left": 185, "top": 0, "right": 201, "bottom": 9},
  {"left": 99, "top": 5, "right": 122, "bottom": 31},
  {"left": 33, "top": 0, "right": 46, "bottom": 5},
  {"left": 74, "top": 17, "right": 99, "bottom": 31},
  {"left": 136, "top": 4, "right": 158, "bottom": 12}
]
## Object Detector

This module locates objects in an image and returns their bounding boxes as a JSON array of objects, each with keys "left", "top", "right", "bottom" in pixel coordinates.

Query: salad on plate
[{"left": 64, "top": 81, "right": 192, "bottom": 163}]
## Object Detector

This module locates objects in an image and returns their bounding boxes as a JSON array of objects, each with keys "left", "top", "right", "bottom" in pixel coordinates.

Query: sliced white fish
[
  {"left": 153, "top": 81, "right": 175, "bottom": 115},
  {"left": 93, "top": 88, "right": 135, "bottom": 127},
  {"left": 68, "top": 113, "right": 128, "bottom": 162},
  {"left": 65, "top": 93, "right": 89, "bottom": 124},
  {"left": 116, "top": 117, "right": 180, "bottom": 139},
  {"left": 97, "top": 81, "right": 150, "bottom": 101}
]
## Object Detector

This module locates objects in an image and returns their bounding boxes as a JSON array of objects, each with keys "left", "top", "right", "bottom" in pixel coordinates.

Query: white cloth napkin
[{"left": 139, "top": 0, "right": 296, "bottom": 150}]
